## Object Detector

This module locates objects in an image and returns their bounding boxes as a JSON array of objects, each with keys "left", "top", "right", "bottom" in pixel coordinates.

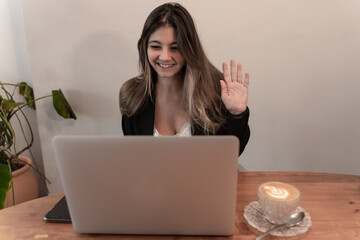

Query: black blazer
[{"left": 122, "top": 99, "right": 250, "bottom": 156}]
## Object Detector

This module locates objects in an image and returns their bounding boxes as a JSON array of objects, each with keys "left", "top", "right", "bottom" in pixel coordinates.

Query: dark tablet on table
[{"left": 43, "top": 196, "right": 71, "bottom": 223}]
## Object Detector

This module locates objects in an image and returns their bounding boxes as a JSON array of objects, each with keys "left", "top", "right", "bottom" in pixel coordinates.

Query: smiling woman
[{"left": 119, "top": 2, "right": 250, "bottom": 156}]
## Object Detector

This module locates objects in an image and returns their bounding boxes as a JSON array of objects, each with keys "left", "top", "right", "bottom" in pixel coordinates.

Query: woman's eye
[
  {"left": 150, "top": 45, "right": 161, "bottom": 49},
  {"left": 171, "top": 47, "right": 179, "bottom": 51}
]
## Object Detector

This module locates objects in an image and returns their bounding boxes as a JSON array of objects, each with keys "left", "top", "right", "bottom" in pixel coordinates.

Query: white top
[{"left": 154, "top": 122, "right": 192, "bottom": 137}]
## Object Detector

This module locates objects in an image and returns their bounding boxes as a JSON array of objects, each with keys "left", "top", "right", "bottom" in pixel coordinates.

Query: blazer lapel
[{"left": 140, "top": 99, "right": 155, "bottom": 135}]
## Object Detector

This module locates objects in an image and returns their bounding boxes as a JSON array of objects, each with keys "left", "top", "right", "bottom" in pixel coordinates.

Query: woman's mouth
[{"left": 157, "top": 63, "right": 176, "bottom": 68}]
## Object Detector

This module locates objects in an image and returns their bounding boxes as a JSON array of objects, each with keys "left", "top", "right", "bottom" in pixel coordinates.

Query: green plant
[{"left": 0, "top": 81, "right": 76, "bottom": 209}]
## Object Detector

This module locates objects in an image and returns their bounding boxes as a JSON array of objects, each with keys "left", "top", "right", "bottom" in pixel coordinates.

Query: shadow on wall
[
  {"left": 7, "top": 0, "right": 48, "bottom": 196},
  {"left": 68, "top": 31, "right": 137, "bottom": 120},
  {"left": 39, "top": 31, "right": 137, "bottom": 124}
]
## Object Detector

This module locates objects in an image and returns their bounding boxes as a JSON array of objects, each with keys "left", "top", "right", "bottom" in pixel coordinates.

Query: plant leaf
[
  {"left": 52, "top": 90, "right": 77, "bottom": 120},
  {"left": 18, "top": 82, "right": 36, "bottom": 110},
  {"left": 0, "top": 164, "right": 12, "bottom": 209},
  {"left": 2, "top": 99, "right": 23, "bottom": 112}
]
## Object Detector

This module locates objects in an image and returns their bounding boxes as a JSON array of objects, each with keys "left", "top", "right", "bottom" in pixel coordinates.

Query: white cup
[{"left": 258, "top": 181, "right": 301, "bottom": 225}]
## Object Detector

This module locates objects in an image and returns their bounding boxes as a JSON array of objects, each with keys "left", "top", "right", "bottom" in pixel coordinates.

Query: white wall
[
  {"left": 20, "top": 0, "right": 360, "bottom": 194},
  {"left": 0, "top": 0, "right": 47, "bottom": 196}
]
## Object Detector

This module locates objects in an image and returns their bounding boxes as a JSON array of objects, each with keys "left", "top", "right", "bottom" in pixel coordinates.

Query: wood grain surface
[{"left": 0, "top": 171, "right": 359, "bottom": 240}]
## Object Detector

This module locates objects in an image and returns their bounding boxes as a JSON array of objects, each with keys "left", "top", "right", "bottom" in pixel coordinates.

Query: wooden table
[{"left": 0, "top": 172, "right": 359, "bottom": 239}]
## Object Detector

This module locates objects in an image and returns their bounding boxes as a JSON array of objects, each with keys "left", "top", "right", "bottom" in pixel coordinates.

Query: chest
[{"left": 154, "top": 100, "right": 189, "bottom": 136}]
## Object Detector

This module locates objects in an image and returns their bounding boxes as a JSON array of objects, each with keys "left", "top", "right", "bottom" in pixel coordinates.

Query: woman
[{"left": 119, "top": 2, "right": 250, "bottom": 155}]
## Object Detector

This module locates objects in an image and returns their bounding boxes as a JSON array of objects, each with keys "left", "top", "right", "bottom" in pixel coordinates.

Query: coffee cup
[{"left": 258, "top": 181, "right": 301, "bottom": 225}]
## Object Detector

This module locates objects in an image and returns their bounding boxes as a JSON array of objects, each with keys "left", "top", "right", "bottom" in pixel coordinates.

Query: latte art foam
[
  {"left": 259, "top": 182, "right": 300, "bottom": 201},
  {"left": 263, "top": 186, "right": 289, "bottom": 199}
]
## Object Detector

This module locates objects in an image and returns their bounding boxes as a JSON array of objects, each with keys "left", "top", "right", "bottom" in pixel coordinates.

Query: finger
[
  {"left": 231, "top": 59, "right": 236, "bottom": 82},
  {"left": 223, "top": 62, "right": 230, "bottom": 83},
  {"left": 219, "top": 80, "right": 228, "bottom": 96},
  {"left": 237, "top": 63, "right": 243, "bottom": 83},
  {"left": 244, "top": 72, "right": 250, "bottom": 88}
]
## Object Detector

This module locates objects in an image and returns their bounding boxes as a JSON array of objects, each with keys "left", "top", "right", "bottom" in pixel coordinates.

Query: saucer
[{"left": 243, "top": 201, "right": 312, "bottom": 237}]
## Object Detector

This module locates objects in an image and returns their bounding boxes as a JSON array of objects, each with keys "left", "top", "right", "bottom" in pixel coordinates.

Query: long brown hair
[{"left": 120, "top": 2, "right": 226, "bottom": 133}]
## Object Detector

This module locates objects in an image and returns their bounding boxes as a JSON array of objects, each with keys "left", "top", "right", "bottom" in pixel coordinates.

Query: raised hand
[{"left": 220, "top": 59, "right": 249, "bottom": 115}]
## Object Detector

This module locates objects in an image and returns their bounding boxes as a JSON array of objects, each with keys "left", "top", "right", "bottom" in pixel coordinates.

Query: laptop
[{"left": 51, "top": 135, "right": 239, "bottom": 236}]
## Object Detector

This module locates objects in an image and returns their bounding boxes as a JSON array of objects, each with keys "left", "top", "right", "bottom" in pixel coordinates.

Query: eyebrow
[{"left": 148, "top": 40, "right": 178, "bottom": 45}]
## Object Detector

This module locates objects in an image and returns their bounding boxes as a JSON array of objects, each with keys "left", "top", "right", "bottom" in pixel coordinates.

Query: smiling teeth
[{"left": 159, "top": 64, "right": 174, "bottom": 68}]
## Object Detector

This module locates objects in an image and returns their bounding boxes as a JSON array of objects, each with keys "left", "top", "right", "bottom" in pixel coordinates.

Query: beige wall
[{"left": 19, "top": 0, "right": 360, "bottom": 194}]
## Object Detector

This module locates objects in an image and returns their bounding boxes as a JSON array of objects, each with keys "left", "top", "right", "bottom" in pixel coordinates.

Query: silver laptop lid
[{"left": 53, "top": 135, "right": 239, "bottom": 235}]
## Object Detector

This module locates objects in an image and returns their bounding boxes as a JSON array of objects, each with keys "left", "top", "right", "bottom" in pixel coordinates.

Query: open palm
[{"left": 220, "top": 59, "right": 249, "bottom": 115}]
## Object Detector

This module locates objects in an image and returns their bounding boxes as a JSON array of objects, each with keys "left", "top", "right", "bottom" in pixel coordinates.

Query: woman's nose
[{"left": 159, "top": 48, "right": 171, "bottom": 61}]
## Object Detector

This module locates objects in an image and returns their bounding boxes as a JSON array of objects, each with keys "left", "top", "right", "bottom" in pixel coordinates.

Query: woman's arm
[
  {"left": 219, "top": 59, "right": 250, "bottom": 155},
  {"left": 226, "top": 107, "right": 250, "bottom": 156}
]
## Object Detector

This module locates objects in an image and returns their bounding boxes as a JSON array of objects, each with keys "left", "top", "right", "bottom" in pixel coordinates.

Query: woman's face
[{"left": 147, "top": 25, "right": 185, "bottom": 80}]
